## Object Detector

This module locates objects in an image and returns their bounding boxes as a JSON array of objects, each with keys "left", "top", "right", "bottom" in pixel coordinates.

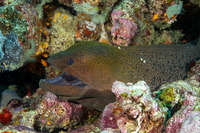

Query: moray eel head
[{"left": 39, "top": 41, "right": 119, "bottom": 111}]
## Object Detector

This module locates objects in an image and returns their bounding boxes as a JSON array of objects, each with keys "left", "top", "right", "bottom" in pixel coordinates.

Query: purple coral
[{"left": 111, "top": 9, "right": 137, "bottom": 46}]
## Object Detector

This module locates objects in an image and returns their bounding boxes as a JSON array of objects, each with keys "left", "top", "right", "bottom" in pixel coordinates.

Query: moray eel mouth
[
  {"left": 39, "top": 71, "right": 91, "bottom": 100},
  {"left": 42, "top": 72, "right": 87, "bottom": 88}
]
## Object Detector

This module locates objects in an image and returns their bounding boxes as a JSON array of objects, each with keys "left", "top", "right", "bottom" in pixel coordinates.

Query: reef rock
[
  {"left": 107, "top": 0, "right": 184, "bottom": 46},
  {"left": 179, "top": 111, "right": 200, "bottom": 133},
  {"left": 111, "top": 9, "right": 137, "bottom": 46},
  {"left": 0, "top": 31, "right": 24, "bottom": 71},
  {"left": 35, "top": 92, "right": 86, "bottom": 132},
  {"left": 0, "top": 3, "right": 49, "bottom": 71},
  {"left": 101, "top": 81, "right": 165, "bottom": 133},
  {"left": 187, "top": 59, "right": 200, "bottom": 87},
  {"left": 165, "top": 95, "right": 200, "bottom": 133},
  {"left": 153, "top": 80, "right": 200, "bottom": 109}
]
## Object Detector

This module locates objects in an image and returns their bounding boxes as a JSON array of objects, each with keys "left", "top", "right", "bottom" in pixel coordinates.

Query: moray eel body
[{"left": 39, "top": 39, "right": 200, "bottom": 111}]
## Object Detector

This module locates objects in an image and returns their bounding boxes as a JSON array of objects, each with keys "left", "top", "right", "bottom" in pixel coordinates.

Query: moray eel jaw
[
  {"left": 39, "top": 72, "right": 92, "bottom": 100},
  {"left": 39, "top": 71, "right": 115, "bottom": 111}
]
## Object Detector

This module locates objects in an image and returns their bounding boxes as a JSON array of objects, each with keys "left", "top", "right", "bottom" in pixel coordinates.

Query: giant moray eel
[{"left": 39, "top": 39, "right": 200, "bottom": 111}]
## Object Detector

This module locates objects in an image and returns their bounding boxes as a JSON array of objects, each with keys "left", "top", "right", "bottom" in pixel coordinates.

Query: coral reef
[
  {"left": 74, "top": 13, "right": 102, "bottom": 42},
  {"left": 0, "top": 0, "right": 199, "bottom": 132},
  {"left": 166, "top": 2, "right": 183, "bottom": 19},
  {"left": 0, "top": 125, "right": 38, "bottom": 133},
  {"left": 187, "top": 59, "right": 200, "bottom": 87},
  {"left": 101, "top": 103, "right": 118, "bottom": 131},
  {"left": 0, "top": 107, "right": 12, "bottom": 125},
  {"left": 0, "top": 5, "right": 28, "bottom": 41},
  {"left": 54, "top": 0, "right": 117, "bottom": 43},
  {"left": 36, "top": 0, "right": 53, "bottom": 19},
  {"left": 111, "top": 9, "right": 138, "bottom": 46},
  {"left": 150, "top": 0, "right": 183, "bottom": 26},
  {"left": 0, "top": 31, "right": 23, "bottom": 71},
  {"left": 18, "top": 3, "right": 51, "bottom": 66},
  {"left": 70, "top": 118, "right": 101, "bottom": 133},
  {"left": 165, "top": 95, "right": 200, "bottom": 133},
  {"left": 48, "top": 7, "right": 76, "bottom": 54},
  {"left": 34, "top": 92, "right": 86, "bottom": 132},
  {"left": 107, "top": 0, "right": 184, "bottom": 46},
  {"left": 42, "top": 0, "right": 116, "bottom": 54},
  {"left": 0, "top": 2, "right": 50, "bottom": 71},
  {"left": 73, "top": 2, "right": 98, "bottom": 15},
  {"left": 58, "top": 0, "right": 72, "bottom": 7},
  {"left": 0, "top": 88, "right": 100, "bottom": 132},
  {"left": 154, "top": 80, "right": 200, "bottom": 109},
  {"left": 72, "top": 0, "right": 117, "bottom": 24},
  {"left": 101, "top": 81, "right": 165, "bottom": 132},
  {"left": 179, "top": 111, "right": 200, "bottom": 133}
]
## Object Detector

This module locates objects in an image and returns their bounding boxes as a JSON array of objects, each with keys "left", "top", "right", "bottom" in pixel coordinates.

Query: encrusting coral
[
  {"left": 0, "top": 31, "right": 23, "bottom": 71},
  {"left": 108, "top": 0, "right": 184, "bottom": 46},
  {"left": 165, "top": 95, "right": 200, "bottom": 132},
  {"left": 34, "top": 92, "right": 86, "bottom": 132},
  {"left": 0, "top": 108, "right": 12, "bottom": 126},
  {"left": 101, "top": 81, "right": 165, "bottom": 133}
]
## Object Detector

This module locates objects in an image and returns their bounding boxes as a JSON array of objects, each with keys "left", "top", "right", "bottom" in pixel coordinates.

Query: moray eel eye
[{"left": 67, "top": 59, "right": 74, "bottom": 65}]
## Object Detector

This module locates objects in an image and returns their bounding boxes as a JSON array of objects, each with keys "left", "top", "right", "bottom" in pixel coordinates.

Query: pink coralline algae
[
  {"left": 101, "top": 81, "right": 165, "bottom": 133},
  {"left": 101, "top": 103, "right": 118, "bottom": 131},
  {"left": 179, "top": 111, "right": 200, "bottom": 133},
  {"left": 108, "top": 0, "right": 184, "bottom": 45},
  {"left": 187, "top": 60, "right": 200, "bottom": 87},
  {"left": 35, "top": 92, "right": 86, "bottom": 132},
  {"left": 165, "top": 95, "right": 200, "bottom": 133},
  {"left": 111, "top": 9, "right": 137, "bottom": 46}
]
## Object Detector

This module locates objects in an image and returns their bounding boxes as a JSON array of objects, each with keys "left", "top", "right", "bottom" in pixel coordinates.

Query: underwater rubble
[{"left": 0, "top": 0, "right": 200, "bottom": 132}]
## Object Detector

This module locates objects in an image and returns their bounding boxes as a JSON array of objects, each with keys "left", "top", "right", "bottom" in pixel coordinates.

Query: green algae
[
  {"left": 90, "top": 127, "right": 101, "bottom": 133},
  {"left": 120, "top": 92, "right": 128, "bottom": 98},
  {"left": 193, "top": 99, "right": 200, "bottom": 112},
  {"left": 160, "top": 87, "right": 175, "bottom": 104}
]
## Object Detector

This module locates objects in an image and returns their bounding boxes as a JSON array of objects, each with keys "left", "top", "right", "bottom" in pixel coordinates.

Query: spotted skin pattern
[{"left": 40, "top": 39, "right": 200, "bottom": 111}]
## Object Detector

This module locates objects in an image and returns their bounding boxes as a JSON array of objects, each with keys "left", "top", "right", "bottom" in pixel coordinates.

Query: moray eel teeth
[{"left": 44, "top": 72, "right": 87, "bottom": 87}]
